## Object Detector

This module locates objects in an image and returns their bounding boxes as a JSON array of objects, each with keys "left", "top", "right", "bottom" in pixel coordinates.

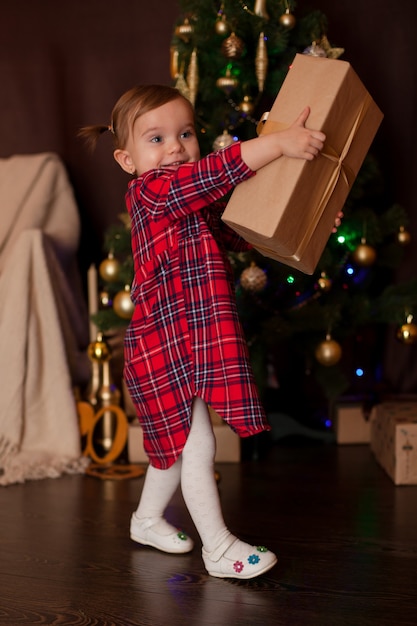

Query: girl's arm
[
  {"left": 135, "top": 107, "right": 325, "bottom": 223},
  {"left": 136, "top": 142, "right": 255, "bottom": 221}
]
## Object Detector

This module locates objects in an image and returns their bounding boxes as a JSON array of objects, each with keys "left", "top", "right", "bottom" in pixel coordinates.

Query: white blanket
[{"left": 0, "top": 153, "right": 90, "bottom": 485}]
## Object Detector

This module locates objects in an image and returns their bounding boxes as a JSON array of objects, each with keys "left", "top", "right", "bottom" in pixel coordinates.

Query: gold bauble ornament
[
  {"left": 215, "top": 14, "right": 229, "bottom": 36},
  {"left": 99, "top": 252, "right": 120, "bottom": 282},
  {"left": 113, "top": 285, "right": 134, "bottom": 320},
  {"left": 352, "top": 238, "right": 377, "bottom": 267},
  {"left": 213, "top": 130, "right": 235, "bottom": 151},
  {"left": 255, "top": 32, "right": 268, "bottom": 92},
  {"left": 240, "top": 262, "right": 267, "bottom": 292},
  {"left": 216, "top": 68, "right": 238, "bottom": 94},
  {"left": 87, "top": 332, "right": 111, "bottom": 363},
  {"left": 279, "top": 9, "right": 296, "bottom": 30},
  {"left": 186, "top": 48, "right": 198, "bottom": 106},
  {"left": 397, "top": 226, "right": 411, "bottom": 246},
  {"left": 175, "top": 17, "right": 193, "bottom": 43},
  {"left": 397, "top": 322, "right": 417, "bottom": 345},
  {"left": 170, "top": 46, "right": 179, "bottom": 79},
  {"left": 239, "top": 95, "right": 255, "bottom": 115},
  {"left": 221, "top": 32, "right": 245, "bottom": 59},
  {"left": 254, "top": 0, "right": 269, "bottom": 20},
  {"left": 315, "top": 335, "right": 342, "bottom": 367},
  {"left": 317, "top": 272, "right": 332, "bottom": 292}
]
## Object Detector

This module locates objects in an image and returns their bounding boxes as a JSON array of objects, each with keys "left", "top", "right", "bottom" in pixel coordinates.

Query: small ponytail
[{"left": 77, "top": 124, "right": 113, "bottom": 152}]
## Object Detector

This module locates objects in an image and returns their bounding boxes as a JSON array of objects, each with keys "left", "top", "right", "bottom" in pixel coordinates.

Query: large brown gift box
[{"left": 222, "top": 53, "right": 383, "bottom": 274}]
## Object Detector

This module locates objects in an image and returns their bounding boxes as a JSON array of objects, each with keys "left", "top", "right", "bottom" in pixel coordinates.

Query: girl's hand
[
  {"left": 240, "top": 107, "right": 326, "bottom": 171},
  {"left": 278, "top": 107, "right": 326, "bottom": 161},
  {"left": 332, "top": 210, "right": 344, "bottom": 233}
]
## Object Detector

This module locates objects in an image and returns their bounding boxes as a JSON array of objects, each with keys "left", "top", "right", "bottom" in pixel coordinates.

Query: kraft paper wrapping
[{"left": 222, "top": 54, "right": 383, "bottom": 274}]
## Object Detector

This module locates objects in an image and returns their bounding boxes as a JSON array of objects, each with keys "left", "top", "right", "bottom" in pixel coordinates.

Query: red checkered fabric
[{"left": 123, "top": 143, "right": 270, "bottom": 468}]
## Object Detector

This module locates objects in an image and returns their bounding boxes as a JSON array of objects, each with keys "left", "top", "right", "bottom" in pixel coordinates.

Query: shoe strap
[
  {"left": 206, "top": 535, "right": 239, "bottom": 562},
  {"left": 132, "top": 514, "right": 156, "bottom": 531}
]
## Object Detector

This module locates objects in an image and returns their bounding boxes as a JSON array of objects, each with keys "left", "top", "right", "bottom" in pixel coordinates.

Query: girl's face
[{"left": 114, "top": 97, "right": 200, "bottom": 176}]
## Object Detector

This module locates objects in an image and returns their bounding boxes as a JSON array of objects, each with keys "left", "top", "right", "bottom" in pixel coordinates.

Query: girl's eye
[
  {"left": 181, "top": 130, "right": 193, "bottom": 139},
  {"left": 150, "top": 136, "right": 163, "bottom": 143}
]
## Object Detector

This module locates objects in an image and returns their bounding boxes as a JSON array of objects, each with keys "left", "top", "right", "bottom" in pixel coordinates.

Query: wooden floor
[{"left": 1, "top": 441, "right": 417, "bottom": 626}]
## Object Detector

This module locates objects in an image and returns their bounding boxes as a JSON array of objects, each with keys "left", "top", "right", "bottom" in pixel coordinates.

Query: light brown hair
[{"left": 79, "top": 84, "right": 194, "bottom": 151}]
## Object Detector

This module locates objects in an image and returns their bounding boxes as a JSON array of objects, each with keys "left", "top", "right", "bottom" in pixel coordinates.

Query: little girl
[{"left": 81, "top": 85, "right": 325, "bottom": 579}]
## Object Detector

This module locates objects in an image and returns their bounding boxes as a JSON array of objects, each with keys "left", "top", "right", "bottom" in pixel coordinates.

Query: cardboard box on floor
[
  {"left": 222, "top": 53, "right": 383, "bottom": 274},
  {"left": 335, "top": 401, "right": 371, "bottom": 444},
  {"left": 370, "top": 402, "right": 417, "bottom": 485},
  {"left": 127, "top": 406, "right": 241, "bottom": 464}
]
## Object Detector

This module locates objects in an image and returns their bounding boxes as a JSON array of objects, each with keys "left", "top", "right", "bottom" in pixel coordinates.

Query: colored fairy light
[
  {"left": 355, "top": 368, "right": 364, "bottom": 377},
  {"left": 287, "top": 275, "right": 295, "bottom": 284},
  {"left": 325, "top": 419, "right": 332, "bottom": 428},
  {"left": 346, "top": 266, "right": 354, "bottom": 275},
  {"left": 337, "top": 235, "right": 345, "bottom": 244}
]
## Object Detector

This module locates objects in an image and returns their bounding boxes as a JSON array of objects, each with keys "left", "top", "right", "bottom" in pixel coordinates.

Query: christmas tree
[{"left": 92, "top": 0, "right": 417, "bottom": 428}]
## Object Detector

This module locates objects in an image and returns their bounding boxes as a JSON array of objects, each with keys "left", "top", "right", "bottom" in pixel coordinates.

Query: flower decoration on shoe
[
  {"left": 256, "top": 546, "right": 269, "bottom": 552},
  {"left": 248, "top": 553, "right": 261, "bottom": 565},
  {"left": 233, "top": 560, "right": 244, "bottom": 573},
  {"left": 177, "top": 531, "right": 188, "bottom": 541}
]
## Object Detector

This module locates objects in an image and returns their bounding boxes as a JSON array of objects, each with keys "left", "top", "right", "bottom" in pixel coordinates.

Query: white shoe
[
  {"left": 130, "top": 513, "right": 194, "bottom": 554},
  {"left": 202, "top": 536, "right": 277, "bottom": 579}
]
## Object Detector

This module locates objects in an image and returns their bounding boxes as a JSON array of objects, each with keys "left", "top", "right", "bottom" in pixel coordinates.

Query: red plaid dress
[{"left": 123, "top": 142, "right": 270, "bottom": 468}]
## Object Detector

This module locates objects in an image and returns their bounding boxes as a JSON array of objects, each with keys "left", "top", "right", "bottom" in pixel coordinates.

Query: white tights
[{"left": 135, "top": 397, "right": 231, "bottom": 552}]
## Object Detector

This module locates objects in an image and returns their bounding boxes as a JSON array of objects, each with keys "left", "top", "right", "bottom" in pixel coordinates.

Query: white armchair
[{"left": 0, "top": 153, "right": 90, "bottom": 485}]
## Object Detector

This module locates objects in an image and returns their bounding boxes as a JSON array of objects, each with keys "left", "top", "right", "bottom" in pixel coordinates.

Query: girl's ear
[{"left": 114, "top": 149, "right": 135, "bottom": 174}]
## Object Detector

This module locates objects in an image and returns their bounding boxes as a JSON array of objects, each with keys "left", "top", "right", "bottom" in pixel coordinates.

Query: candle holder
[{"left": 85, "top": 333, "right": 122, "bottom": 458}]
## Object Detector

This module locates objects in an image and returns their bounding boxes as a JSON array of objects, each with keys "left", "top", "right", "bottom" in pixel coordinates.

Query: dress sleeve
[{"left": 131, "top": 142, "right": 255, "bottom": 223}]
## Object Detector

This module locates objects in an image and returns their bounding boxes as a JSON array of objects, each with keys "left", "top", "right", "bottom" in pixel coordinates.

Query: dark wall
[
  {"left": 309, "top": 0, "right": 417, "bottom": 277},
  {"left": 312, "top": 0, "right": 417, "bottom": 391},
  {"left": 1, "top": 0, "right": 180, "bottom": 267},
  {"left": 1, "top": 1, "right": 416, "bottom": 390}
]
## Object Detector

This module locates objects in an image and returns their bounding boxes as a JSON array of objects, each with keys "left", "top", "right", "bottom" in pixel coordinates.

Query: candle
[{"left": 87, "top": 264, "right": 98, "bottom": 341}]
